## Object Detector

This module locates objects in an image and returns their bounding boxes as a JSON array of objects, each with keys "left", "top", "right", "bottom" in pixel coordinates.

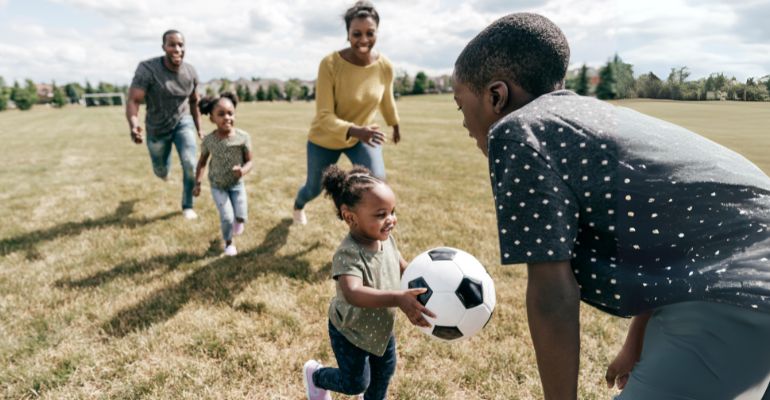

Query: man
[
  {"left": 126, "top": 29, "right": 203, "bottom": 219},
  {"left": 453, "top": 13, "right": 770, "bottom": 399}
]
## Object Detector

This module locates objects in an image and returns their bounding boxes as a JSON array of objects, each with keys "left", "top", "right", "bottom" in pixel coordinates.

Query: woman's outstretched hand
[{"left": 349, "top": 125, "right": 386, "bottom": 147}]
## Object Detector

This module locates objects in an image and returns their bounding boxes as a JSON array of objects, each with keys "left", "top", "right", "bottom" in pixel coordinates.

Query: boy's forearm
[
  {"left": 623, "top": 311, "right": 652, "bottom": 356},
  {"left": 527, "top": 261, "right": 581, "bottom": 400}
]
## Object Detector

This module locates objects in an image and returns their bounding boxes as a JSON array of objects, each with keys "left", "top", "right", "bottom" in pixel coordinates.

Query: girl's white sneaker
[{"left": 223, "top": 244, "right": 237, "bottom": 256}]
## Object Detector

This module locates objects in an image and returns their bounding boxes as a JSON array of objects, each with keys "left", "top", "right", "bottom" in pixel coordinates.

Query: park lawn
[{"left": 0, "top": 95, "right": 768, "bottom": 399}]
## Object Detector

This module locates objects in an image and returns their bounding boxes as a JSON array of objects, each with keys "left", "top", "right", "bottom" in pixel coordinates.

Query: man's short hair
[
  {"left": 162, "top": 29, "right": 183, "bottom": 45},
  {"left": 454, "top": 13, "right": 570, "bottom": 97}
]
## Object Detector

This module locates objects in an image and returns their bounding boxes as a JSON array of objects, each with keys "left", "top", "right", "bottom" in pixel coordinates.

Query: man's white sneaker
[{"left": 182, "top": 209, "right": 198, "bottom": 220}]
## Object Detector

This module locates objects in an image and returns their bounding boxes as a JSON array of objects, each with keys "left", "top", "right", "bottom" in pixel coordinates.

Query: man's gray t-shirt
[
  {"left": 488, "top": 90, "right": 770, "bottom": 317},
  {"left": 130, "top": 57, "right": 198, "bottom": 136}
]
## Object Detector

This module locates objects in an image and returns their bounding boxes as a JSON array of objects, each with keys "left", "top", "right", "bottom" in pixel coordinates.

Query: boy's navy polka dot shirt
[{"left": 488, "top": 90, "right": 770, "bottom": 317}]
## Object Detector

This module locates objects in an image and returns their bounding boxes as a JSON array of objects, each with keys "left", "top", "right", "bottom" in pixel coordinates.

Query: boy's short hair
[{"left": 454, "top": 13, "right": 570, "bottom": 97}]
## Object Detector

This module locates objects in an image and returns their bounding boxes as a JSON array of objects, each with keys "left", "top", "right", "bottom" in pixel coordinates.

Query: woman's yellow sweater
[{"left": 308, "top": 51, "right": 400, "bottom": 150}]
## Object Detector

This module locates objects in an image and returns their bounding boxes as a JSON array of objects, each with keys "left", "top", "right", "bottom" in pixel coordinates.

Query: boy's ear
[{"left": 487, "top": 80, "right": 510, "bottom": 115}]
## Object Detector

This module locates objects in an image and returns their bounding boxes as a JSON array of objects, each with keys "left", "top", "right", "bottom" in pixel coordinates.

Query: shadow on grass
[
  {"left": 102, "top": 217, "right": 325, "bottom": 337},
  {"left": 55, "top": 240, "right": 221, "bottom": 289},
  {"left": 0, "top": 200, "right": 178, "bottom": 259}
]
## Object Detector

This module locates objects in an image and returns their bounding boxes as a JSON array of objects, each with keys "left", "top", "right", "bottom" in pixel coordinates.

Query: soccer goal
[{"left": 82, "top": 92, "right": 126, "bottom": 106}]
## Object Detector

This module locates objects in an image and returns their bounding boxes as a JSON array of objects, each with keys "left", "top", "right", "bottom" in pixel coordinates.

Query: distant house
[
  {"left": 706, "top": 90, "right": 727, "bottom": 101},
  {"left": 35, "top": 83, "right": 54, "bottom": 104}
]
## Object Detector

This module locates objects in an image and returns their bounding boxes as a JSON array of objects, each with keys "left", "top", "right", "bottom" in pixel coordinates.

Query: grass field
[{"left": 1, "top": 95, "right": 768, "bottom": 399}]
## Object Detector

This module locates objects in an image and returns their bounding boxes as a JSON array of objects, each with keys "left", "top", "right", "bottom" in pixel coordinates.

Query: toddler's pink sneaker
[{"left": 302, "top": 360, "right": 331, "bottom": 400}]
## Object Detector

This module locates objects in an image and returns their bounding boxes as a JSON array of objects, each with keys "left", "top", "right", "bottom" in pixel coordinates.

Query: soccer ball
[{"left": 401, "top": 247, "right": 495, "bottom": 341}]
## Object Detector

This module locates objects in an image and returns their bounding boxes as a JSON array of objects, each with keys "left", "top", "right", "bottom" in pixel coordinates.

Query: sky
[{"left": 0, "top": 0, "right": 769, "bottom": 86}]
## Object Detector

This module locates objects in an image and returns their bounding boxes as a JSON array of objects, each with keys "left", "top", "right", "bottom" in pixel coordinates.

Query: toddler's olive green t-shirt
[{"left": 328, "top": 234, "right": 401, "bottom": 356}]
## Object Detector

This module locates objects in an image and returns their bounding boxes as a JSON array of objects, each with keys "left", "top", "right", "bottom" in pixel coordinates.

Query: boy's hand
[
  {"left": 192, "top": 184, "right": 201, "bottom": 197},
  {"left": 232, "top": 165, "right": 243, "bottom": 178},
  {"left": 605, "top": 345, "right": 639, "bottom": 389},
  {"left": 397, "top": 288, "right": 436, "bottom": 328}
]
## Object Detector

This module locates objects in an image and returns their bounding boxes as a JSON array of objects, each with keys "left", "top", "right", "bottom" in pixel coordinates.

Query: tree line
[
  {"left": 566, "top": 54, "right": 770, "bottom": 101},
  {"left": 4, "top": 59, "right": 767, "bottom": 112}
]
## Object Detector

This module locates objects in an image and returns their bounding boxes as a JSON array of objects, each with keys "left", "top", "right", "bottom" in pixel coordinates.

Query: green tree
[
  {"left": 764, "top": 75, "right": 770, "bottom": 95},
  {"left": 595, "top": 61, "right": 616, "bottom": 100},
  {"left": 412, "top": 71, "right": 428, "bottom": 95},
  {"left": 52, "top": 82, "right": 67, "bottom": 108},
  {"left": 11, "top": 81, "right": 36, "bottom": 110},
  {"left": 575, "top": 64, "right": 589, "bottom": 95},
  {"left": 267, "top": 83, "right": 281, "bottom": 101},
  {"left": 393, "top": 70, "right": 412, "bottom": 96},
  {"left": 97, "top": 82, "right": 117, "bottom": 106},
  {"left": 256, "top": 85, "right": 266, "bottom": 101},
  {"left": 635, "top": 72, "right": 663, "bottom": 99},
  {"left": 219, "top": 79, "right": 231, "bottom": 94},
  {"left": 301, "top": 85, "right": 310, "bottom": 100},
  {"left": 610, "top": 55, "right": 634, "bottom": 98},
  {"left": 64, "top": 83, "right": 84, "bottom": 104},
  {"left": 243, "top": 86, "right": 255, "bottom": 102},
  {"left": 84, "top": 81, "right": 96, "bottom": 107},
  {"left": 0, "top": 76, "right": 8, "bottom": 110},
  {"left": 284, "top": 79, "right": 302, "bottom": 102},
  {"left": 664, "top": 66, "right": 690, "bottom": 100},
  {"left": 205, "top": 86, "right": 216, "bottom": 97},
  {"left": 25, "top": 79, "right": 38, "bottom": 103},
  {"left": 236, "top": 84, "right": 248, "bottom": 102}
]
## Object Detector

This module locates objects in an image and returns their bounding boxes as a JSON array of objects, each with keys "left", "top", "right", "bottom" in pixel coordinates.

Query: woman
[{"left": 293, "top": 0, "right": 400, "bottom": 225}]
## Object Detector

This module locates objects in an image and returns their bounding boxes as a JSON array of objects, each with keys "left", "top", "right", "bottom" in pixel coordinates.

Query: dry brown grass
[{"left": 1, "top": 96, "right": 768, "bottom": 399}]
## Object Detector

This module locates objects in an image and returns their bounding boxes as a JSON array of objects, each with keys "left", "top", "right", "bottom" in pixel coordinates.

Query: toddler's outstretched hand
[
  {"left": 232, "top": 165, "right": 243, "bottom": 178},
  {"left": 397, "top": 288, "right": 436, "bottom": 328}
]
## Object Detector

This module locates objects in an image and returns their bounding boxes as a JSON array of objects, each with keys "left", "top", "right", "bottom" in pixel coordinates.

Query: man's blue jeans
[
  {"left": 146, "top": 115, "right": 197, "bottom": 210},
  {"left": 294, "top": 140, "right": 386, "bottom": 210},
  {"left": 313, "top": 320, "right": 396, "bottom": 400}
]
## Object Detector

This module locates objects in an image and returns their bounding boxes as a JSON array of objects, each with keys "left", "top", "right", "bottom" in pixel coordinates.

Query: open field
[{"left": 1, "top": 95, "right": 769, "bottom": 399}]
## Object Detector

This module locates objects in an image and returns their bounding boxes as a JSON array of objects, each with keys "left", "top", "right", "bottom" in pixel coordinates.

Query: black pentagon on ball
[
  {"left": 455, "top": 277, "right": 484, "bottom": 308},
  {"left": 432, "top": 325, "right": 464, "bottom": 340},
  {"left": 428, "top": 247, "right": 457, "bottom": 261},
  {"left": 407, "top": 277, "right": 433, "bottom": 306}
]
